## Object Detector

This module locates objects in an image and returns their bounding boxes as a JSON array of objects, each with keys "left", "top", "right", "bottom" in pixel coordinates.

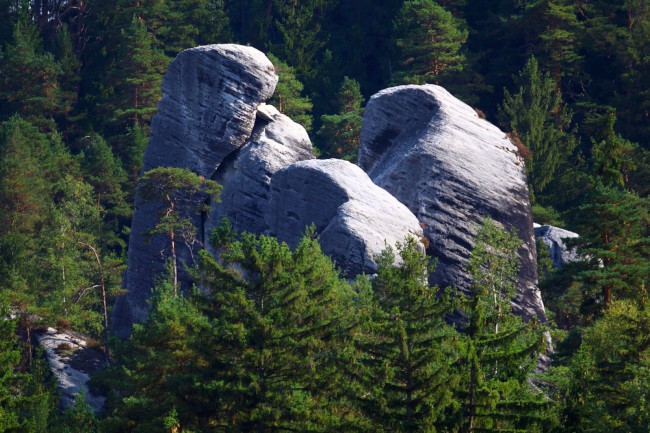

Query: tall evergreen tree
[
  {"left": 565, "top": 184, "right": 649, "bottom": 312},
  {"left": 553, "top": 299, "right": 650, "bottom": 432},
  {"left": 498, "top": 56, "right": 575, "bottom": 203},
  {"left": 534, "top": 0, "right": 583, "bottom": 89},
  {"left": 192, "top": 227, "right": 356, "bottom": 431},
  {"left": 0, "top": 12, "right": 63, "bottom": 130},
  {"left": 102, "top": 15, "right": 169, "bottom": 134},
  {"left": 139, "top": 167, "right": 221, "bottom": 294},
  {"left": 271, "top": 0, "right": 334, "bottom": 82},
  {"left": 268, "top": 53, "right": 314, "bottom": 131},
  {"left": 317, "top": 76, "right": 364, "bottom": 160},
  {"left": 351, "top": 237, "right": 461, "bottom": 432}
]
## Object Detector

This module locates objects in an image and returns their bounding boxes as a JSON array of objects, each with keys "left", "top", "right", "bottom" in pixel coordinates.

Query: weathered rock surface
[
  {"left": 359, "top": 84, "right": 545, "bottom": 321},
  {"left": 534, "top": 224, "right": 579, "bottom": 269},
  {"left": 143, "top": 44, "right": 277, "bottom": 175},
  {"left": 267, "top": 159, "right": 424, "bottom": 277},
  {"left": 35, "top": 328, "right": 106, "bottom": 412},
  {"left": 206, "top": 103, "right": 315, "bottom": 239},
  {"left": 113, "top": 45, "right": 278, "bottom": 338}
]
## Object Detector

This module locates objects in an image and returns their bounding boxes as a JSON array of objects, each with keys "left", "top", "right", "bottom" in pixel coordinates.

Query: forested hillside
[{"left": 0, "top": 0, "right": 648, "bottom": 431}]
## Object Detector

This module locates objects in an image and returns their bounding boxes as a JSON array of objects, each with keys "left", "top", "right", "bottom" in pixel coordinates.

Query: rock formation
[
  {"left": 534, "top": 224, "right": 579, "bottom": 269},
  {"left": 113, "top": 45, "right": 280, "bottom": 338},
  {"left": 359, "top": 84, "right": 545, "bottom": 321},
  {"left": 267, "top": 159, "right": 423, "bottom": 277},
  {"left": 114, "top": 45, "right": 423, "bottom": 337},
  {"left": 36, "top": 328, "right": 106, "bottom": 412}
]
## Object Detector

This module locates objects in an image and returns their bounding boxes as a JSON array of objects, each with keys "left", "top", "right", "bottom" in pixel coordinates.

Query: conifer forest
[{"left": 0, "top": 0, "right": 649, "bottom": 432}]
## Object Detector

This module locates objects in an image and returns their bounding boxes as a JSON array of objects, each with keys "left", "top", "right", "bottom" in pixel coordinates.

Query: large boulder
[
  {"left": 534, "top": 224, "right": 579, "bottom": 269},
  {"left": 359, "top": 84, "right": 544, "bottom": 321},
  {"left": 267, "top": 159, "right": 424, "bottom": 277},
  {"left": 113, "top": 45, "right": 278, "bottom": 338}
]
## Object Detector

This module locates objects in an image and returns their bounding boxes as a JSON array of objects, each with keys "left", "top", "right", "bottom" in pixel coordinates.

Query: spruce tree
[
  {"left": 351, "top": 237, "right": 461, "bottom": 432},
  {"left": 268, "top": 53, "right": 314, "bottom": 131},
  {"left": 107, "top": 15, "right": 169, "bottom": 131},
  {"left": 317, "top": 77, "right": 364, "bottom": 160},
  {"left": 192, "top": 228, "right": 356, "bottom": 431},
  {"left": 535, "top": 0, "right": 583, "bottom": 87},
  {"left": 0, "top": 12, "right": 63, "bottom": 130},
  {"left": 498, "top": 57, "right": 575, "bottom": 203},
  {"left": 564, "top": 184, "right": 649, "bottom": 313},
  {"left": 271, "top": 0, "right": 334, "bottom": 82},
  {"left": 554, "top": 299, "right": 650, "bottom": 432}
]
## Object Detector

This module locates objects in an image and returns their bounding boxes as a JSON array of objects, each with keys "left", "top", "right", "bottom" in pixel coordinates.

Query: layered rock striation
[
  {"left": 359, "top": 85, "right": 545, "bottom": 321},
  {"left": 206, "top": 103, "right": 315, "bottom": 239}
]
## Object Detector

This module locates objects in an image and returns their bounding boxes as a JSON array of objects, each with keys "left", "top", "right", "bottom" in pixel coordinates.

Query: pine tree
[
  {"left": 192, "top": 226, "right": 356, "bottom": 431},
  {"left": 0, "top": 12, "right": 63, "bottom": 130},
  {"left": 554, "top": 299, "right": 650, "bottom": 432},
  {"left": 590, "top": 111, "right": 638, "bottom": 189},
  {"left": 535, "top": 0, "right": 583, "bottom": 87},
  {"left": 106, "top": 15, "right": 169, "bottom": 132},
  {"left": 317, "top": 77, "right": 364, "bottom": 160},
  {"left": 393, "top": 0, "right": 468, "bottom": 85},
  {"left": 139, "top": 167, "right": 221, "bottom": 294},
  {"left": 564, "top": 184, "right": 649, "bottom": 313},
  {"left": 271, "top": 0, "right": 334, "bottom": 82},
  {"left": 498, "top": 57, "right": 575, "bottom": 203},
  {"left": 80, "top": 135, "right": 130, "bottom": 222},
  {"left": 97, "top": 280, "right": 213, "bottom": 433}
]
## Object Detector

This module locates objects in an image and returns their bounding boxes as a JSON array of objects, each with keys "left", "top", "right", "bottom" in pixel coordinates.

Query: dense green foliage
[{"left": 0, "top": 0, "right": 648, "bottom": 430}]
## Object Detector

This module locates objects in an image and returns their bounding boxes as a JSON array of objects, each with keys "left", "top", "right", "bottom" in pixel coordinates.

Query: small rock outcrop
[
  {"left": 359, "top": 85, "right": 544, "bottom": 321},
  {"left": 35, "top": 328, "right": 106, "bottom": 412},
  {"left": 534, "top": 224, "right": 579, "bottom": 269},
  {"left": 267, "top": 159, "right": 424, "bottom": 277}
]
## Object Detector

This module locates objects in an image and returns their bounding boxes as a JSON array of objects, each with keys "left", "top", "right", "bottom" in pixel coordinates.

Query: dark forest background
[{"left": 0, "top": 1, "right": 649, "bottom": 432}]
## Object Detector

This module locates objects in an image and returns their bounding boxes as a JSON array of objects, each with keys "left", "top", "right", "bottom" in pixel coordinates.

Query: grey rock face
[
  {"left": 113, "top": 45, "right": 278, "bottom": 338},
  {"left": 534, "top": 224, "right": 579, "bottom": 269},
  {"left": 206, "top": 103, "right": 315, "bottom": 239},
  {"left": 359, "top": 84, "right": 544, "bottom": 321},
  {"left": 267, "top": 159, "right": 424, "bottom": 277}
]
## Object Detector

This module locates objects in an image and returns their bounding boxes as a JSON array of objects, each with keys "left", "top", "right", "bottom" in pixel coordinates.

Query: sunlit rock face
[
  {"left": 205, "top": 103, "right": 315, "bottom": 241},
  {"left": 267, "top": 159, "right": 424, "bottom": 277},
  {"left": 359, "top": 84, "right": 545, "bottom": 322},
  {"left": 114, "top": 46, "right": 422, "bottom": 337}
]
